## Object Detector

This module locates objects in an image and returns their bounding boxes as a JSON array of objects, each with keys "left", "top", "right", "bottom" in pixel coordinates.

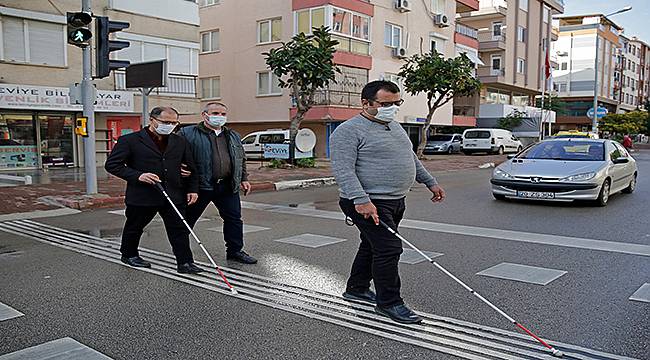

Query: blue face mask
[
  {"left": 207, "top": 115, "right": 227, "bottom": 127},
  {"left": 155, "top": 123, "right": 176, "bottom": 135}
]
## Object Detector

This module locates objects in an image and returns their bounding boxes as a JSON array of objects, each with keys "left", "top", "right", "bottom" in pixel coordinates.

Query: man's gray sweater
[{"left": 330, "top": 114, "right": 437, "bottom": 205}]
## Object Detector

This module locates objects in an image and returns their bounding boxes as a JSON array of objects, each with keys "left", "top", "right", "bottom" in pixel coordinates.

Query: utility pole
[{"left": 81, "top": 0, "right": 97, "bottom": 194}]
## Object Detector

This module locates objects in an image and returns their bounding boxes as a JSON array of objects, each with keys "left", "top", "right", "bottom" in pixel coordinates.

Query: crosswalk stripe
[
  {"left": 0, "top": 337, "right": 111, "bottom": 360},
  {"left": 0, "top": 302, "right": 23, "bottom": 322}
]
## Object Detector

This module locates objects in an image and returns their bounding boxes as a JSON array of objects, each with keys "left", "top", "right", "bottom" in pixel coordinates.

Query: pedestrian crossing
[
  {"left": 0, "top": 219, "right": 638, "bottom": 360},
  {"left": 0, "top": 338, "right": 112, "bottom": 360}
]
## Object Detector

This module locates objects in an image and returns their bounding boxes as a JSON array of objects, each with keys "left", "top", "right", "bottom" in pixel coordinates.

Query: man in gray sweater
[{"left": 330, "top": 80, "right": 445, "bottom": 324}]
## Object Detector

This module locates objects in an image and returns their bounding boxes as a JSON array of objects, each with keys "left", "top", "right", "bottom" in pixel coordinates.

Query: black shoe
[
  {"left": 343, "top": 290, "right": 377, "bottom": 304},
  {"left": 226, "top": 251, "right": 257, "bottom": 264},
  {"left": 121, "top": 256, "right": 151, "bottom": 268},
  {"left": 375, "top": 304, "right": 423, "bottom": 324},
  {"left": 177, "top": 262, "right": 205, "bottom": 274}
]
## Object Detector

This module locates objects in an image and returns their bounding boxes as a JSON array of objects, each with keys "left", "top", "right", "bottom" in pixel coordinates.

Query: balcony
[
  {"left": 478, "top": 66, "right": 506, "bottom": 83},
  {"left": 115, "top": 72, "right": 197, "bottom": 97},
  {"left": 478, "top": 31, "right": 506, "bottom": 51},
  {"left": 456, "top": 0, "right": 480, "bottom": 13},
  {"left": 455, "top": 23, "right": 479, "bottom": 49},
  {"left": 312, "top": 90, "right": 362, "bottom": 108}
]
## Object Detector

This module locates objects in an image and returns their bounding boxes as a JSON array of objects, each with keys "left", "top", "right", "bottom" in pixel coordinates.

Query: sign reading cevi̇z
[{"left": 0, "top": 84, "right": 134, "bottom": 113}]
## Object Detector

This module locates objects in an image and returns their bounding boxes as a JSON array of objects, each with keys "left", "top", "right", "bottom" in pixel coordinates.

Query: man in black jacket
[
  {"left": 179, "top": 102, "right": 257, "bottom": 264},
  {"left": 105, "top": 106, "right": 204, "bottom": 274}
]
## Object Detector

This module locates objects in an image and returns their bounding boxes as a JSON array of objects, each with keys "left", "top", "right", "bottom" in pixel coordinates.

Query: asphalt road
[{"left": 1, "top": 151, "right": 648, "bottom": 359}]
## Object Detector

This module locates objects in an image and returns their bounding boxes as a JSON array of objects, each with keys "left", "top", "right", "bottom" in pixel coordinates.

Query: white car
[
  {"left": 461, "top": 128, "right": 523, "bottom": 155},
  {"left": 241, "top": 129, "right": 289, "bottom": 159}
]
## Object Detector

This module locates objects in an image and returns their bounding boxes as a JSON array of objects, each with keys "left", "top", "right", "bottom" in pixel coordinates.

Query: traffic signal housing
[
  {"left": 95, "top": 16, "right": 130, "bottom": 79},
  {"left": 67, "top": 12, "right": 92, "bottom": 47}
]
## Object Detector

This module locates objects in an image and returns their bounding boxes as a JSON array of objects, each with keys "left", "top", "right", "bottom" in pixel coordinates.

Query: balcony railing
[
  {"left": 332, "top": 35, "right": 370, "bottom": 56},
  {"left": 313, "top": 90, "right": 362, "bottom": 108},
  {"left": 477, "top": 31, "right": 506, "bottom": 43},
  {"left": 115, "top": 72, "right": 197, "bottom": 97},
  {"left": 456, "top": 23, "right": 478, "bottom": 40},
  {"left": 478, "top": 66, "right": 506, "bottom": 78}
]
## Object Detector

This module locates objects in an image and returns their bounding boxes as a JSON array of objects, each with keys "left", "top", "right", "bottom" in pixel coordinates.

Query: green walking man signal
[{"left": 67, "top": 12, "right": 92, "bottom": 47}]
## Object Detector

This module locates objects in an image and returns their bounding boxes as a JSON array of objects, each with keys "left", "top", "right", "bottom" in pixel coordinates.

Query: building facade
[
  {"left": 199, "top": 0, "right": 481, "bottom": 158},
  {"left": 457, "top": 0, "right": 564, "bottom": 139},
  {"left": 630, "top": 37, "right": 650, "bottom": 110},
  {"left": 551, "top": 14, "right": 623, "bottom": 132},
  {"left": 0, "top": 0, "right": 200, "bottom": 171}
]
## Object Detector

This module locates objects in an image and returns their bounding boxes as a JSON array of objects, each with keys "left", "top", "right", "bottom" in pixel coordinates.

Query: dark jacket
[
  {"left": 178, "top": 123, "right": 248, "bottom": 193},
  {"left": 104, "top": 129, "right": 199, "bottom": 206}
]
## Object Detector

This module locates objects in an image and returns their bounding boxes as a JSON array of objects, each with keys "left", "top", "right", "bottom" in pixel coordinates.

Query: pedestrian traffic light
[
  {"left": 67, "top": 12, "right": 92, "bottom": 47},
  {"left": 95, "top": 16, "right": 130, "bottom": 79}
]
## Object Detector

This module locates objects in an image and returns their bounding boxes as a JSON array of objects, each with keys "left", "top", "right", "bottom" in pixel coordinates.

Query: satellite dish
[{"left": 295, "top": 128, "right": 316, "bottom": 152}]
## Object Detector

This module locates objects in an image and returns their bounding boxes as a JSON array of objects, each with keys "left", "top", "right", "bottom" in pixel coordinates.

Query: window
[
  {"left": 296, "top": 7, "right": 325, "bottom": 35},
  {"left": 1, "top": 16, "right": 65, "bottom": 66},
  {"left": 517, "top": 58, "right": 526, "bottom": 74},
  {"left": 201, "top": 30, "right": 219, "bottom": 52},
  {"left": 561, "top": 62, "right": 568, "bottom": 70},
  {"left": 431, "top": 0, "right": 446, "bottom": 14},
  {"left": 491, "top": 56, "right": 502, "bottom": 70},
  {"left": 543, "top": 6, "right": 550, "bottom": 23},
  {"left": 632, "top": 63, "right": 636, "bottom": 73},
  {"left": 257, "top": 71, "right": 282, "bottom": 96},
  {"left": 258, "top": 18, "right": 282, "bottom": 44},
  {"left": 201, "top": 77, "right": 221, "bottom": 99},
  {"left": 517, "top": 26, "right": 526, "bottom": 43},
  {"left": 241, "top": 135, "right": 256, "bottom": 145},
  {"left": 519, "top": 0, "right": 528, "bottom": 11},
  {"left": 201, "top": 0, "right": 219, "bottom": 6},
  {"left": 384, "top": 23, "right": 402, "bottom": 48},
  {"left": 492, "top": 22, "right": 502, "bottom": 39},
  {"left": 332, "top": 8, "right": 370, "bottom": 41}
]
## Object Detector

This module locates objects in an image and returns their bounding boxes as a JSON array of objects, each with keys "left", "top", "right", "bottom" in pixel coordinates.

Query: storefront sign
[
  {"left": 0, "top": 84, "right": 134, "bottom": 113},
  {"left": 0, "top": 145, "right": 38, "bottom": 169},
  {"left": 263, "top": 144, "right": 312, "bottom": 159}
]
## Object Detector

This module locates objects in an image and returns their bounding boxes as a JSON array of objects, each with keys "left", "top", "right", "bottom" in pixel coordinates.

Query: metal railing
[
  {"left": 114, "top": 72, "right": 197, "bottom": 97},
  {"left": 312, "top": 90, "right": 362, "bottom": 107},
  {"left": 478, "top": 66, "right": 506, "bottom": 77},
  {"left": 477, "top": 30, "right": 506, "bottom": 43},
  {"left": 456, "top": 23, "right": 478, "bottom": 40}
]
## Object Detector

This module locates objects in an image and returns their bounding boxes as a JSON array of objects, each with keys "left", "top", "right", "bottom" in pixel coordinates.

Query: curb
[{"left": 274, "top": 177, "right": 336, "bottom": 191}]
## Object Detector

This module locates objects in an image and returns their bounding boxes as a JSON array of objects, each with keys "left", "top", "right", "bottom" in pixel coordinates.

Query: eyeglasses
[
  {"left": 151, "top": 117, "right": 179, "bottom": 126},
  {"left": 370, "top": 99, "right": 404, "bottom": 107}
]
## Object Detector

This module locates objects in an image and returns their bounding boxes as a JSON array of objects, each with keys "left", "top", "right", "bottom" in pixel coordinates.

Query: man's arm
[
  {"left": 413, "top": 152, "right": 438, "bottom": 187},
  {"left": 104, "top": 136, "right": 142, "bottom": 182},
  {"left": 330, "top": 127, "right": 369, "bottom": 205},
  {"left": 182, "top": 140, "right": 199, "bottom": 194}
]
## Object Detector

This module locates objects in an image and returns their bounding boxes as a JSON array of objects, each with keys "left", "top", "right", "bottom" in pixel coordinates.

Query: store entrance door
[
  {"left": 38, "top": 114, "right": 74, "bottom": 167},
  {"left": 107, "top": 116, "right": 140, "bottom": 151}
]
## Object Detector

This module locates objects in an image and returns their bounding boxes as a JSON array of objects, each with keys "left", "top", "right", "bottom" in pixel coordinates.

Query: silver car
[
  {"left": 491, "top": 138, "right": 637, "bottom": 206},
  {"left": 423, "top": 134, "right": 462, "bottom": 154}
]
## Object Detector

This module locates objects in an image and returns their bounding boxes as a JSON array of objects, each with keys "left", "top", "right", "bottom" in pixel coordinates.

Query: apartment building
[
  {"left": 551, "top": 14, "right": 623, "bottom": 132},
  {"left": 0, "top": 0, "right": 200, "bottom": 171},
  {"left": 630, "top": 37, "right": 650, "bottom": 110},
  {"left": 457, "top": 0, "right": 564, "bottom": 138},
  {"left": 616, "top": 34, "right": 643, "bottom": 112},
  {"left": 199, "top": 0, "right": 480, "bottom": 158}
]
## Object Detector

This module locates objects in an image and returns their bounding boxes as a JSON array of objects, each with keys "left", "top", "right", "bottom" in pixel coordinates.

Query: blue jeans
[{"left": 186, "top": 181, "right": 244, "bottom": 255}]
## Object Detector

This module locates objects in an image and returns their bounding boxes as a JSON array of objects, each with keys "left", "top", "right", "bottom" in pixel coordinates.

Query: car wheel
[
  {"left": 497, "top": 146, "right": 504, "bottom": 155},
  {"left": 493, "top": 193, "right": 506, "bottom": 201},
  {"left": 595, "top": 179, "right": 611, "bottom": 207},
  {"left": 622, "top": 173, "right": 637, "bottom": 194},
  {"left": 447, "top": 147, "right": 454, "bottom": 154}
]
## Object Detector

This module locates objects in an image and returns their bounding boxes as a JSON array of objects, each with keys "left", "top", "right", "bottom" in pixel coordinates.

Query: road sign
[{"left": 587, "top": 107, "right": 608, "bottom": 120}]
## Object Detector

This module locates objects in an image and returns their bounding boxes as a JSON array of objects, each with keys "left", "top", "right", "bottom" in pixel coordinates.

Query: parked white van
[
  {"left": 241, "top": 129, "right": 289, "bottom": 159},
  {"left": 461, "top": 128, "right": 523, "bottom": 155}
]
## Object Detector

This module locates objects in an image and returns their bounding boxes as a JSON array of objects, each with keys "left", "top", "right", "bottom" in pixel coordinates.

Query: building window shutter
[
  {"left": 28, "top": 20, "right": 64, "bottom": 66},
  {"left": 2, "top": 17, "right": 26, "bottom": 62}
]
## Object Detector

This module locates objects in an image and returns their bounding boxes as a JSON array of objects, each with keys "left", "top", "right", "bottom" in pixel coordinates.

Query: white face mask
[
  {"left": 374, "top": 105, "right": 399, "bottom": 122},
  {"left": 207, "top": 115, "right": 227, "bottom": 127},
  {"left": 154, "top": 123, "right": 176, "bottom": 135}
]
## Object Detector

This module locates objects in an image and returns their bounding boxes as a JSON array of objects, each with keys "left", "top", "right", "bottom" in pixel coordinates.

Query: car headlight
[
  {"left": 560, "top": 172, "right": 596, "bottom": 182},
  {"left": 493, "top": 168, "right": 513, "bottom": 179}
]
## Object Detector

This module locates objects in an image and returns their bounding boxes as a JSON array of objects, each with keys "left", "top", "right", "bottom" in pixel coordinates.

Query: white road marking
[{"left": 0, "top": 337, "right": 112, "bottom": 360}]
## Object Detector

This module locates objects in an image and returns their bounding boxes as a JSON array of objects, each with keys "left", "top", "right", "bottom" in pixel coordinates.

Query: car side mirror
[{"left": 613, "top": 157, "right": 629, "bottom": 164}]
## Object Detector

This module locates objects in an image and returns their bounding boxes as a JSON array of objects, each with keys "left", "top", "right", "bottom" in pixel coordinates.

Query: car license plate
[{"left": 517, "top": 191, "right": 555, "bottom": 199}]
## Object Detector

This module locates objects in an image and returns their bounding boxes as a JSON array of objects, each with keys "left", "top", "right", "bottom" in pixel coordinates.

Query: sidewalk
[{"left": 0, "top": 154, "right": 506, "bottom": 215}]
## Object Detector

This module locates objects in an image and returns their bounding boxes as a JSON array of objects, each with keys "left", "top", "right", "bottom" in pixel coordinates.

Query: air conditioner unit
[
  {"left": 433, "top": 14, "right": 450, "bottom": 28},
  {"left": 392, "top": 47, "right": 408, "bottom": 58},
  {"left": 395, "top": 0, "right": 411, "bottom": 12}
]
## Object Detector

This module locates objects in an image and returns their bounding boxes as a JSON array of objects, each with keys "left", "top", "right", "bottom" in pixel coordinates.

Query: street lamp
[{"left": 592, "top": 6, "right": 632, "bottom": 134}]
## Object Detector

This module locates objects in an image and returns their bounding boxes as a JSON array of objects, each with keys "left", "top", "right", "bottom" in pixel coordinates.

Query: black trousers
[
  {"left": 340, "top": 197, "right": 406, "bottom": 307},
  {"left": 186, "top": 181, "right": 244, "bottom": 255},
  {"left": 121, "top": 203, "right": 194, "bottom": 264}
]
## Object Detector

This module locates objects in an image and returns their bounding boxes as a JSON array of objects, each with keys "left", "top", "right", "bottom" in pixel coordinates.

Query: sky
[{"left": 563, "top": 0, "right": 650, "bottom": 43}]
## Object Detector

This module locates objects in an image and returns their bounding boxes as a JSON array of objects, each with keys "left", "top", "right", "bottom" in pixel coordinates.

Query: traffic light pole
[{"left": 81, "top": 0, "right": 97, "bottom": 194}]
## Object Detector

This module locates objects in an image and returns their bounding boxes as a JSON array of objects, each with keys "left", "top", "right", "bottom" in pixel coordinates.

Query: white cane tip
[{"left": 551, "top": 349, "right": 563, "bottom": 357}]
